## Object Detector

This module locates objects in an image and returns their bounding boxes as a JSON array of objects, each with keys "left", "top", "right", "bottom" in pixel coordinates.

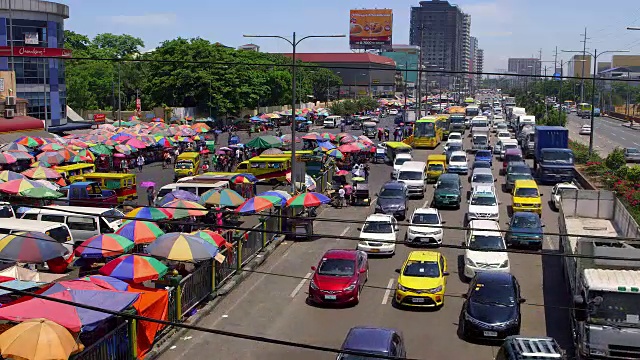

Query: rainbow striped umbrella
[
  {"left": 230, "top": 173, "right": 258, "bottom": 184},
  {"left": 21, "top": 166, "right": 62, "bottom": 180},
  {"left": 0, "top": 170, "right": 24, "bottom": 182},
  {"left": 99, "top": 254, "right": 168, "bottom": 283},
  {"left": 15, "top": 136, "right": 43, "bottom": 148},
  {"left": 0, "top": 143, "right": 29, "bottom": 152},
  {"left": 115, "top": 220, "right": 165, "bottom": 244},
  {"left": 74, "top": 234, "right": 134, "bottom": 259},
  {"left": 286, "top": 192, "right": 331, "bottom": 208},
  {"left": 201, "top": 188, "right": 245, "bottom": 207},
  {"left": 191, "top": 230, "right": 227, "bottom": 248},
  {"left": 0, "top": 178, "right": 44, "bottom": 195},
  {"left": 0, "top": 153, "right": 17, "bottom": 165},
  {"left": 0, "top": 231, "right": 69, "bottom": 263},
  {"left": 36, "top": 152, "right": 65, "bottom": 165},
  {"left": 325, "top": 149, "right": 344, "bottom": 159},
  {"left": 162, "top": 199, "right": 208, "bottom": 219},
  {"left": 125, "top": 207, "right": 171, "bottom": 221},
  {"left": 235, "top": 195, "right": 282, "bottom": 214},
  {"left": 146, "top": 232, "right": 218, "bottom": 262},
  {"left": 39, "top": 143, "right": 65, "bottom": 151},
  {"left": 320, "top": 132, "right": 336, "bottom": 141},
  {"left": 155, "top": 137, "right": 174, "bottom": 148}
]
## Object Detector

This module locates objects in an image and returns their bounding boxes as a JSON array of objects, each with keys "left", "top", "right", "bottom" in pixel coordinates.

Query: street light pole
[{"left": 244, "top": 33, "right": 344, "bottom": 193}]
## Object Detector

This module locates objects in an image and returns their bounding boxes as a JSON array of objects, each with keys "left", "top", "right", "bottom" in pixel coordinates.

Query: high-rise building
[
  {"left": 469, "top": 36, "right": 478, "bottom": 90},
  {"left": 508, "top": 58, "right": 542, "bottom": 76},
  {"left": 461, "top": 14, "right": 471, "bottom": 90},
  {"left": 410, "top": 0, "right": 465, "bottom": 82},
  {"left": 476, "top": 49, "right": 484, "bottom": 86},
  {"left": 567, "top": 55, "right": 591, "bottom": 78}
]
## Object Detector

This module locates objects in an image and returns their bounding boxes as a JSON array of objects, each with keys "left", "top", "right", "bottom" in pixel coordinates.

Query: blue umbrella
[
  {"left": 317, "top": 141, "right": 335, "bottom": 150},
  {"left": 250, "top": 116, "right": 262, "bottom": 121},
  {"left": 159, "top": 190, "right": 200, "bottom": 206},
  {"left": 257, "top": 191, "right": 291, "bottom": 205},
  {"left": 295, "top": 116, "right": 306, "bottom": 121}
]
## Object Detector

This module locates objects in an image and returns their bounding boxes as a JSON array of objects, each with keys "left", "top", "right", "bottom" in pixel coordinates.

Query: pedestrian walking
[
  {"left": 146, "top": 186, "right": 155, "bottom": 206},
  {"left": 364, "top": 164, "right": 370, "bottom": 180},
  {"left": 340, "top": 121, "right": 346, "bottom": 133},
  {"left": 136, "top": 155, "right": 145, "bottom": 172},
  {"left": 173, "top": 148, "right": 180, "bottom": 164},
  {"left": 121, "top": 159, "right": 129, "bottom": 173},
  {"left": 338, "top": 186, "right": 346, "bottom": 208}
]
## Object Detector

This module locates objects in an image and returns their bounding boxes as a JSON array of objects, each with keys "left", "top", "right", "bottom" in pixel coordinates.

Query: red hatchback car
[{"left": 308, "top": 249, "right": 369, "bottom": 305}]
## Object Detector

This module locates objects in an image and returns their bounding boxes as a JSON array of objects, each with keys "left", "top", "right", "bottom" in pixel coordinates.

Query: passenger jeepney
[
  {"left": 234, "top": 156, "right": 291, "bottom": 183},
  {"left": 81, "top": 173, "right": 137, "bottom": 203},
  {"left": 384, "top": 142, "right": 413, "bottom": 163},
  {"left": 174, "top": 152, "right": 201, "bottom": 180},
  {"left": 54, "top": 163, "right": 96, "bottom": 183},
  {"left": 363, "top": 121, "right": 377, "bottom": 138},
  {"left": 427, "top": 154, "right": 447, "bottom": 182}
]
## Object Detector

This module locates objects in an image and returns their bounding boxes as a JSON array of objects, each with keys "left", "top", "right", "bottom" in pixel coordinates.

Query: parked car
[
  {"left": 624, "top": 147, "right": 640, "bottom": 163},
  {"left": 308, "top": 249, "right": 368, "bottom": 306}
]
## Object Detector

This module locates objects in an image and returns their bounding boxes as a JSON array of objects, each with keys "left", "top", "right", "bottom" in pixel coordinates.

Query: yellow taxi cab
[
  {"left": 174, "top": 152, "right": 201, "bottom": 180},
  {"left": 54, "top": 163, "right": 95, "bottom": 183},
  {"left": 512, "top": 179, "right": 542, "bottom": 215},
  {"left": 426, "top": 154, "right": 446, "bottom": 182},
  {"left": 394, "top": 251, "right": 448, "bottom": 308}
]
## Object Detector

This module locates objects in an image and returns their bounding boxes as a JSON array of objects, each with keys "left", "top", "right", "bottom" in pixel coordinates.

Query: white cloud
[{"left": 108, "top": 13, "right": 177, "bottom": 26}]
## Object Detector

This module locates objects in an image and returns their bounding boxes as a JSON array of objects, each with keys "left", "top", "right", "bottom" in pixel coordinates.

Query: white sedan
[
  {"left": 405, "top": 208, "right": 444, "bottom": 245},
  {"left": 551, "top": 182, "right": 579, "bottom": 210},
  {"left": 447, "top": 132, "right": 463, "bottom": 142},
  {"left": 357, "top": 214, "right": 398, "bottom": 255},
  {"left": 389, "top": 109, "right": 399, "bottom": 115},
  {"left": 496, "top": 131, "right": 511, "bottom": 143},
  {"left": 579, "top": 125, "right": 591, "bottom": 135}
]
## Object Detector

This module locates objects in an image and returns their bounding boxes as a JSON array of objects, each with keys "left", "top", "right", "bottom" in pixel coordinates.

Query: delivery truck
[{"left": 534, "top": 126, "right": 574, "bottom": 184}]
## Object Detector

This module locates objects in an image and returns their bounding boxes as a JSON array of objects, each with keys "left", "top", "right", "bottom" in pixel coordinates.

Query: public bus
[
  {"left": 436, "top": 114, "right": 451, "bottom": 140},
  {"left": 413, "top": 117, "right": 441, "bottom": 149},
  {"left": 577, "top": 103, "right": 593, "bottom": 118}
]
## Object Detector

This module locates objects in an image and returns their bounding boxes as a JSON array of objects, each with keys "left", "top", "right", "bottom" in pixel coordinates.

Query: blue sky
[{"left": 59, "top": 0, "right": 640, "bottom": 72}]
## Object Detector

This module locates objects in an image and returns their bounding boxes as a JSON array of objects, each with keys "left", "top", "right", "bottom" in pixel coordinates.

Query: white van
[
  {"left": 20, "top": 206, "right": 124, "bottom": 245},
  {"left": 155, "top": 181, "right": 228, "bottom": 204},
  {"left": 0, "top": 218, "right": 74, "bottom": 256},
  {"left": 397, "top": 161, "right": 427, "bottom": 198},
  {"left": 323, "top": 115, "right": 343, "bottom": 129}
]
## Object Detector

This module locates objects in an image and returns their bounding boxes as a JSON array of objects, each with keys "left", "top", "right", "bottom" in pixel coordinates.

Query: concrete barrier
[{"left": 574, "top": 168, "right": 597, "bottom": 190}]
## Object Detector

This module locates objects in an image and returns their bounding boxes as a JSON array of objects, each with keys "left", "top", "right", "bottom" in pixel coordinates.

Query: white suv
[
  {"left": 464, "top": 220, "right": 510, "bottom": 279},
  {"left": 466, "top": 185, "right": 499, "bottom": 223},
  {"left": 448, "top": 151, "right": 468, "bottom": 175},
  {"left": 358, "top": 214, "right": 398, "bottom": 255},
  {"left": 406, "top": 208, "right": 444, "bottom": 245}
]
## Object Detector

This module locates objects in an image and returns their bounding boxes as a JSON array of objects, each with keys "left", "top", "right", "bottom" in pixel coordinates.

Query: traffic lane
[
  {"left": 566, "top": 116, "right": 616, "bottom": 155},
  {"left": 567, "top": 114, "right": 640, "bottom": 151}
]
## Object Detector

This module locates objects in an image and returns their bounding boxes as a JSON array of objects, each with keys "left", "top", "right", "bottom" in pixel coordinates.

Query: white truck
[{"left": 559, "top": 189, "right": 640, "bottom": 359}]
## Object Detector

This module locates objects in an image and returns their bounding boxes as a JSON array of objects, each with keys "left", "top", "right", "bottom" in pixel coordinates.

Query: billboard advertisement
[{"left": 349, "top": 9, "right": 393, "bottom": 49}]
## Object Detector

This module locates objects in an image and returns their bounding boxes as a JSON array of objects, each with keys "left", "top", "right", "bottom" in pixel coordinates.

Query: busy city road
[
  {"left": 566, "top": 113, "right": 640, "bottom": 155},
  {"left": 160, "top": 115, "right": 573, "bottom": 360}
]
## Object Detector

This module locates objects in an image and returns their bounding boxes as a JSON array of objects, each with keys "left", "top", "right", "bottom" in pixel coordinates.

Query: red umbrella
[{"left": 337, "top": 144, "right": 360, "bottom": 153}]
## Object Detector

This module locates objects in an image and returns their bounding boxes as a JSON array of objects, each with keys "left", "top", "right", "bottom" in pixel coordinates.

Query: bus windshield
[
  {"left": 415, "top": 122, "right": 436, "bottom": 137},
  {"left": 466, "top": 108, "right": 480, "bottom": 117}
]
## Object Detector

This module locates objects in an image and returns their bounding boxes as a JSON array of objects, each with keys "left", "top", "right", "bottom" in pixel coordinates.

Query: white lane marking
[
  {"left": 635, "top": 143, "right": 640, "bottom": 147},
  {"left": 369, "top": 196, "right": 377, "bottom": 208},
  {"left": 290, "top": 272, "right": 312, "bottom": 298},
  {"left": 544, "top": 236, "right": 553, "bottom": 250},
  {"left": 381, "top": 278, "right": 395, "bottom": 305},
  {"left": 422, "top": 199, "right": 430, "bottom": 208},
  {"left": 339, "top": 227, "right": 351, "bottom": 238},
  {"left": 621, "top": 136, "right": 626, "bottom": 141}
]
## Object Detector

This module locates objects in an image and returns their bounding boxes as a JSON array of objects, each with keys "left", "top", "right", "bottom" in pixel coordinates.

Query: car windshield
[
  {"left": 473, "top": 162, "right": 491, "bottom": 169},
  {"left": 476, "top": 151, "right": 491, "bottom": 158},
  {"left": 412, "top": 213, "right": 439, "bottom": 225},
  {"left": 498, "top": 132, "right": 510, "bottom": 138},
  {"left": 438, "top": 180, "right": 458, "bottom": 189},
  {"left": 511, "top": 174, "right": 533, "bottom": 181},
  {"left": 471, "top": 283, "right": 516, "bottom": 306},
  {"left": 469, "top": 235, "right": 505, "bottom": 250},
  {"left": 428, "top": 163, "right": 444, "bottom": 171},
  {"left": 515, "top": 187, "right": 539, "bottom": 198},
  {"left": 451, "top": 155, "right": 466, "bottom": 163},
  {"left": 471, "top": 195, "right": 497, "bottom": 206},
  {"left": 379, "top": 188, "right": 404, "bottom": 198},
  {"left": 473, "top": 137, "right": 487, "bottom": 144},
  {"left": 449, "top": 134, "right": 461, "bottom": 140},
  {"left": 512, "top": 215, "right": 541, "bottom": 229},
  {"left": 362, "top": 221, "right": 393, "bottom": 233},
  {"left": 503, "top": 144, "right": 517, "bottom": 151},
  {"left": 398, "top": 171, "right": 423, "bottom": 180},
  {"left": 449, "top": 145, "right": 463, "bottom": 152},
  {"left": 317, "top": 258, "right": 355, "bottom": 276},
  {"left": 403, "top": 261, "right": 440, "bottom": 277},
  {"left": 627, "top": 148, "right": 639, "bottom": 154},
  {"left": 394, "top": 158, "right": 410, "bottom": 167},
  {"left": 542, "top": 151, "right": 574, "bottom": 163},
  {"left": 588, "top": 291, "right": 640, "bottom": 326},
  {"left": 175, "top": 161, "right": 194, "bottom": 169},
  {"left": 472, "top": 174, "right": 493, "bottom": 183},
  {"left": 339, "top": 352, "right": 389, "bottom": 360},
  {"left": 508, "top": 166, "right": 531, "bottom": 175}
]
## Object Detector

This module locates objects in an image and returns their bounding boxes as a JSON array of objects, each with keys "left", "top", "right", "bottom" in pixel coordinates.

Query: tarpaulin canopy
[
  {"left": 126, "top": 285, "right": 169, "bottom": 358},
  {"left": 0, "top": 265, "right": 66, "bottom": 283},
  {"left": 0, "top": 289, "right": 139, "bottom": 332},
  {"left": 0, "top": 279, "right": 44, "bottom": 296},
  {"left": 244, "top": 135, "right": 282, "bottom": 149}
]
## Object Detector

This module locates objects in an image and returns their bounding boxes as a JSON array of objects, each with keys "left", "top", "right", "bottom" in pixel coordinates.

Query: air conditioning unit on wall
[
  {"left": 4, "top": 109, "right": 14, "bottom": 118},
  {"left": 5, "top": 96, "right": 16, "bottom": 106}
]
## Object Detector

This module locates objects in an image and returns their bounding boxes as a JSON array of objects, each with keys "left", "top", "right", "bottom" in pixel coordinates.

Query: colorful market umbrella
[
  {"left": 0, "top": 231, "right": 69, "bottom": 263},
  {"left": 79, "top": 275, "right": 129, "bottom": 291},
  {"left": 335, "top": 170, "right": 349, "bottom": 176},
  {"left": 257, "top": 190, "right": 292, "bottom": 203},
  {"left": 326, "top": 149, "right": 344, "bottom": 159},
  {"left": 0, "top": 143, "right": 29, "bottom": 152},
  {"left": 280, "top": 134, "right": 301, "bottom": 143},
  {"left": 146, "top": 233, "right": 218, "bottom": 262},
  {"left": 201, "top": 188, "right": 245, "bottom": 207},
  {"left": 316, "top": 141, "right": 336, "bottom": 151},
  {"left": 235, "top": 195, "right": 282, "bottom": 214},
  {"left": 159, "top": 190, "right": 200, "bottom": 206},
  {"left": 155, "top": 137, "right": 174, "bottom": 148},
  {"left": 125, "top": 207, "right": 170, "bottom": 221},
  {"left": 245, "top": 135, "right": 282, "bottom": 149},
  {"left": 0, "top": 178, "right": 44, "bottom": 195},
  {"left": 191, "top": 123, "right": 211, "bottom": 133},
  {"left": 8, "top": 151, "right": 34, "bottom": 161},
  {"left": 286, "top": 192, "right": 331, "bottom": 207},
  {"left": 320, "top": 132, "right": 336, "bottom": 141},
  {"left": 337, "top": 144, "right": 360, "bottom": 153},
  {"left": 124, "top": 138, "right": 147, "bottom": 149},
  {"left": 74, "top": 234, "right": 135, "bottom": 259},
  {"left": 0, "top": 170, "right": 24, "bottom": 182},
  {"left": 14, "top": 136, "right": 43, "bottom": 148},
  {"left": 89, "top": 145, "right": 112, "bottom": 156},
  {"left": 39, "top": 143, "right": 65, "bottom": 151},
  {"left": 99, "top": 254, "right": 168, "bottom": 283},
  {"left": 230, "top": 173, "right": 258, "bottom": 184},
  {"left": 21, "top": 166, "right": 62, "bottom": 180},
  {"left": 0, "top": 153, "right": 17, "bottom": 165},
  {"left": 162, "top": 199, "right": 208, "bottom": 219},
  {"left": 36, "top": 151, "right": 65, "bottom": 165},
  {"left": 190, "top": 230, "right": 227, "bottom": 248},
  {"left": 302, "top": 133, "right": 323, "bottom": 141},
  {"left": 0, "top": 318, "right": 81, "bottom": 360},
  {"left": 115, "top": 220, "right": 165, "bottom": 245},
  {"left": 18, "top": 187, "right": 64, "bottom": 199},
  {"left": 0, "top": 289, "right": 139, "bottom": 333}
]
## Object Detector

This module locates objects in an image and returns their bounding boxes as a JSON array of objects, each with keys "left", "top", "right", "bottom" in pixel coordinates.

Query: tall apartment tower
[
  {"left": 410, "top": 0, "right": 466, "bottom": 89},
  {"left": 476, "top": 49, "right": 484, "bottom": 87},
  {"left": 461, "top": 13, "right": 471, "bottom": 90},
  {"left": 469, "top": 36, "right": 478, "bottom": 91}
]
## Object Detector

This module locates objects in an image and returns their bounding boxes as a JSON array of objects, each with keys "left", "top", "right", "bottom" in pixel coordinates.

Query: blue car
[
  {"left": 339, "top": 327, "right": 407, "bottom": 359},
  {"left": 474, "top": 150, "right": 493, "bottom": 167},
  {"left": 506, "top": 212, "right": 544, "bottom": 250}
]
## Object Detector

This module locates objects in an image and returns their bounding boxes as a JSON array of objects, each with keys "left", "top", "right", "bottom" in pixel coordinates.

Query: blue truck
[{"left": 533, "top": 126, "right": 575, "bottom": 184}]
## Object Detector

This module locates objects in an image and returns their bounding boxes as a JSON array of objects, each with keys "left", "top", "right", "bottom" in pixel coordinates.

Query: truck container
[
  {"left": 505, "top": 97, "right": 516, "bottom": 107},
  {"left": 508, "top": 107, "right": 526, "bottom": 127},
  {"left": 559, "top": 190, "right": 640, "bottom": 359},
  {"left": 533, "top": 126, "right": 574, "bottom": 184},
  {"left": 449, "top": 114, "right": 466, "bottom": 135}
]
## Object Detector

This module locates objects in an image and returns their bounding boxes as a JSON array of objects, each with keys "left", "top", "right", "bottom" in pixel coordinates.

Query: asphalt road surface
[
  {"left": 566, "top": 113, "right": 640, "bottom": 155},
  {"left": 158, "top": 115, "right": 573, "bottom": 360}
]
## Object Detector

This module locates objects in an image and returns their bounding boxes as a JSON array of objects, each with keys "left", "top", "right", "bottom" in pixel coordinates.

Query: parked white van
[
  {"left": 397, "top": 161, "right": 427, "bottom": 198},
  {"left": 0, "top": 218, "right": 74, "bottom": 256},
  {"left": 20, "top": 206, "right": 124, "bottom": 245},
  {"left": 323, "top": 115, "right": 343, "bottom": 129}
]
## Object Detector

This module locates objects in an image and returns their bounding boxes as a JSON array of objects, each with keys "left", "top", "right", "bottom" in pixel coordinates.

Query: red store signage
[
  {"left": 0, "top": 46, "right": 72, "bottom": 58},
  {"left": 93, "top": 114, "right": 106, "bottom": 122}
]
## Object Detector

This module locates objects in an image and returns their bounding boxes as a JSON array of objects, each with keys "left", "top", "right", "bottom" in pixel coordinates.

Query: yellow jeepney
[
  {"left": 385, "top": 142, "right": 413, "bottom": 163},
  {"left": 234, "top": 156, "right": 291, "bottom": 183},
  {"left": 54, "top": 163, "right": 95, "bottom": 183},
  {"left": 82, "top": 173, "right": 138, "bottom": 203},
  {"left": 174, "top": 152, "right": 201, "bottom": 180},
  {"left": 427, "top": 154, "right": 447, "bottom": 182}
]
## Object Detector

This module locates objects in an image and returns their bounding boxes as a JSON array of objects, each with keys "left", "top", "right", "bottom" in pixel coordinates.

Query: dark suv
[
  {"left": 374, "top": 181, "right": 408, "bottom": 220},
  {"left": 432, "top": 173, "right": 462, "bottom": 209},
  {"left": 504, "top": 162, "right": 532, "bottom": 192}
]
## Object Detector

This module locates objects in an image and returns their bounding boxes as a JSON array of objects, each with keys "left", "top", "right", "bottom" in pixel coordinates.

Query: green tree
[{"left": 605, "top": 148, "right": 626, "bottom": 171}]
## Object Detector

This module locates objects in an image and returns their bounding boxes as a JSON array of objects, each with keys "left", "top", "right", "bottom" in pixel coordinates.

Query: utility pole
[
  {"left": 117, "top": 61, "right": 122, "bottom": 127},
  {"left": 554, "top": 46, "right": 558, "bottom": 74},
  {"left": 580, "top": 28, "right": 589, "bottom": 103}
]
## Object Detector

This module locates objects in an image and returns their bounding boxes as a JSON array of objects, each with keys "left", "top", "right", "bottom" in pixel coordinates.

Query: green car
[{"left": 432, "top": 173, "right": 462, "bottom": 209}]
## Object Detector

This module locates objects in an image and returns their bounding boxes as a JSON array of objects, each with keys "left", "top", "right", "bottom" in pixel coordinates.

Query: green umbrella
[
  {"left": 19, "top": 187, "right": 64, "bottom": 199},
  {"left": 89, "top": 144, "right": 112, "bottom": 155},
  {"left": 245, "top": 135, "right": 283, "bottom": 149}
]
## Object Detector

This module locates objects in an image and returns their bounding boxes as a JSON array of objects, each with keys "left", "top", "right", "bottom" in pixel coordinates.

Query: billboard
[{"left": 349, "top": 9, "right": 393, "bottom": 49}]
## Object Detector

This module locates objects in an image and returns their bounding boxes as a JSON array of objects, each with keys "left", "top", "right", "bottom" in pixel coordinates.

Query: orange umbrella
[{"left": 0, "top": 318, "right": 82, "bottom": 360}]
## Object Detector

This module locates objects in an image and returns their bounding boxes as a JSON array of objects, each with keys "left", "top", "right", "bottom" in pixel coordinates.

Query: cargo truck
[
  {"left": 559, "top": 190, "right": 640, "bottom": 359},
  {"left": 533, "top": 126, "right": 574, "bottom": 184}
]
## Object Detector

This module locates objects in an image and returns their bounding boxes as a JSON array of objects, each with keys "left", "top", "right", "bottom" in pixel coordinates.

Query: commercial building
[
  {"left": 508, "top": 58, "right": 541, "bottom": 76},
  {"left": 281, "top": 53, "right": 396, "bottom": 98},
  {"left": 611, "top": 55, "right": 640, "bottom": 68},
  {"left": 381, "top": 45, "right": 420, "bottom": 87},
  {"left": 0, "top": 0, "right": 70, "bottom": 130},
  {"left": 567, "top": 54, "right": 591, "bottom": 78},
  {"left": 597, "top": 61, "right": 612, "bottom": 73},
  {"left": 410, "top": 0, "right": 467, "bottom": 83}
]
